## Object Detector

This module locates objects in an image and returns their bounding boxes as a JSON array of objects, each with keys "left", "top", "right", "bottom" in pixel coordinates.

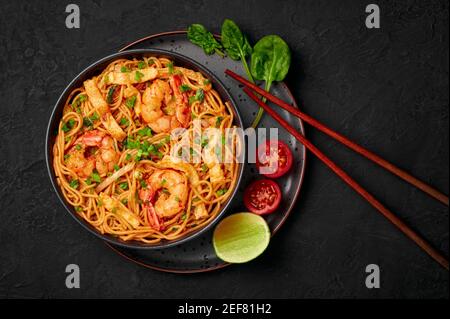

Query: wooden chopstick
[
  {"left": 242, "top": 86, "right": 449, "bottom": 270},
  {"left": 225, "top": 69, "right": 449, "bottom": 206}
]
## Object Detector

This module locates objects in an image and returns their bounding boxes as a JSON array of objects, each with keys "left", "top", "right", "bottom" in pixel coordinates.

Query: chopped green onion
[
  {"left": 215, "top": 116, "right": 223, "bottom": 128},
  {"left": 195, "top": 89, "right": 204, "bottom": 102},
  {"left": 137, "top": 61, "right": 146, "bottom": 69},
  {"left": 120, "top": 117, "right": 129, "bottom": 127},
  {"left": 119, "top": 182, "right": 128, "bottom": 190},
  {"left": 134, "top": 71, "right": 144, "bottom": 82},
  {"left": 137, "top": 127, "right": 152, "bottom": 137},
  {"left": 91, "top": 172, "right": 101, "bottom": 183},
  {"left": 90, "top": 112, "right": 99, "bottom": 121},
  {"left": 125, "top": 95, "right": 136, "bottom": 108},
  {"left": 189, "top": 89, "right": 204, "bottom": 105},
  {"left": 120, "top": 66, "right": 130, "bottom": 73},
  {"left": 179, "top": 84, "right": 191, "bottom": 93},
  {"left": 62, "top": 119, "right": 76, "bottom": 133},
  {"left": 216, "top": 188, "right": 228, "bottom": 196},
  {"left": 69, "top": 179, "right": 79, "bottom": 189},
  {"left": 188, "top": 96, "right": 197, "bottom": 105},
  {"left": 106, "top": 85, "right": 117, "bottom": 104},
  {"left": 201, "top": 137, "right": 209, "bottom": 147},
  {"left": 167, "top": 62, "right": 174, "bottom": 75}
]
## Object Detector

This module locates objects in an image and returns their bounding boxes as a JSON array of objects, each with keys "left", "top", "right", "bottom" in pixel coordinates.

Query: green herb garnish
[
  {"left": 106, "top": 85, "right": 117, "bottom": 104},
  {"left": 137, "top": 127, "right": 152, "bottom": 137},
  {"left": 125, "top": 95, "right": 136, "bottom": 108},
  {"left": 134, "top": 71, "right": 144, "bottom": 82},
  {"left": 188, "top": 89, "right": 205, "bottom": 105},
  {"left": 137, "top": 61, "right": 146, "bottom": 69},
  {"left": 167, "top": 62, "right": 174, "bottom": 75},
  {"left": 91, "top": 172, "right": 101, "bottom": 183},
  {"left": 216, "top": 188, "right": 228, "bottom": 196},
  {"left": 120, "top": 117, "right": 129, "bottom": 127},
  {"left": 179, "top": 84, "right": 191, "bottom": 93},
  {"left": 69, "top": 179, "right": 79, "bottom": 189},
  {"left": 62, "top": 119, "right": 76, "bottom": 132},
  {"left": 201, "top": 136, "right": 209, "bottom": 147},
  {"left": 215, "top": 116, "right": 223, "bottom": 128}
]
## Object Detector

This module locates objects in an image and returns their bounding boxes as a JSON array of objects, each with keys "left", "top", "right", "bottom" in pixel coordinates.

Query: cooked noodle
[{"left": 52, "top": 56, "right": 239, "bottom": 244}]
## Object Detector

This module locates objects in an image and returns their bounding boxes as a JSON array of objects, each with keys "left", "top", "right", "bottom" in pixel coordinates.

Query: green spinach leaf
[
  {"left": 221, "top": 19, "right": 254, "bottom": 82},
  {"left": 188, "top": 24, "right": 224, "bottom": 56},
  {"left": 250, "top": 35, "right": 291, "bottom": 127}
]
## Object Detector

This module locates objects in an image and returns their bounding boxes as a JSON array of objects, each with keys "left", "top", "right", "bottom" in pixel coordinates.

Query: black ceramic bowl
[{"left": 45, "top": 49, "right": 246, "bottom": 250}]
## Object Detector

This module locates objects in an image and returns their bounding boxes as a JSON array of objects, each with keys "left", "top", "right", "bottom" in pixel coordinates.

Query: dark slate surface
[{"left": 0, "top": 0, "right": 448, "bottom": 298}]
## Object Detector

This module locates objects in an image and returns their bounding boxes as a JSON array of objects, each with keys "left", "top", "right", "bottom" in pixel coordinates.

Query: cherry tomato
[
  {"left": 256, "top": 140, "right": 293, "bottom": 178},
  {"left": 244, "top": 179, "right": 282, "bottom": 215}
]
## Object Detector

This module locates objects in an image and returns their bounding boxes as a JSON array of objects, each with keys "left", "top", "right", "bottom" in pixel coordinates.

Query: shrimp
[
  {"left": 140, "top": 76, "right": 191, "bottom": 133},
  {"left": 139, "top": 169, "right": 188, "bottom": 220},
  {"left": 141, "top": 79, "right": 175, "bottom": 133},
  {"left": 66, "top": 130, "right": 119, "bottom": 178},
  {"left": 170, "top": 75, "right": 190, "bottom": 127}
]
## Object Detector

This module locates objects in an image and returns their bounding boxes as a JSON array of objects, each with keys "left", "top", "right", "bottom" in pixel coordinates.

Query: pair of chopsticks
[{"left": 225, "top": 69, "right": 449, "bottom": 270}]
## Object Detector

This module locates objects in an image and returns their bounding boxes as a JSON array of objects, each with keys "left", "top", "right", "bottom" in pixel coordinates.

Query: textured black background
[{"left": 0, "top": 0, "right": 448, "bottom": 298}]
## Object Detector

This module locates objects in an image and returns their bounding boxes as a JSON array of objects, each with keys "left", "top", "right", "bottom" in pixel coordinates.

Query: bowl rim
[{"left": 45, "top": 48, "right": 246, "bottom": 250}]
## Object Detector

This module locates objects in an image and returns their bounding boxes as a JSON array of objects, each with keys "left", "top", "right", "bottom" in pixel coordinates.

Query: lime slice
[{"left": 213, "top": 212, "right": 271, "bottom": 263}]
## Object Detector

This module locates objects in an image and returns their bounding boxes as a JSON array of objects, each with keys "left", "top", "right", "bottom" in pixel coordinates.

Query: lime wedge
[{"left": 213, "top": 212, "right": 271, "bottom": 263}]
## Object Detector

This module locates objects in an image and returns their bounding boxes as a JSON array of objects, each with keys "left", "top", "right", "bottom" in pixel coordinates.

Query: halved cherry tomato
[
  {"left": 256, "top": 140, "right": 293, "bottom": 178},
  {"left": 244, "top": 179, "right": 282, "bottom": 215}
]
